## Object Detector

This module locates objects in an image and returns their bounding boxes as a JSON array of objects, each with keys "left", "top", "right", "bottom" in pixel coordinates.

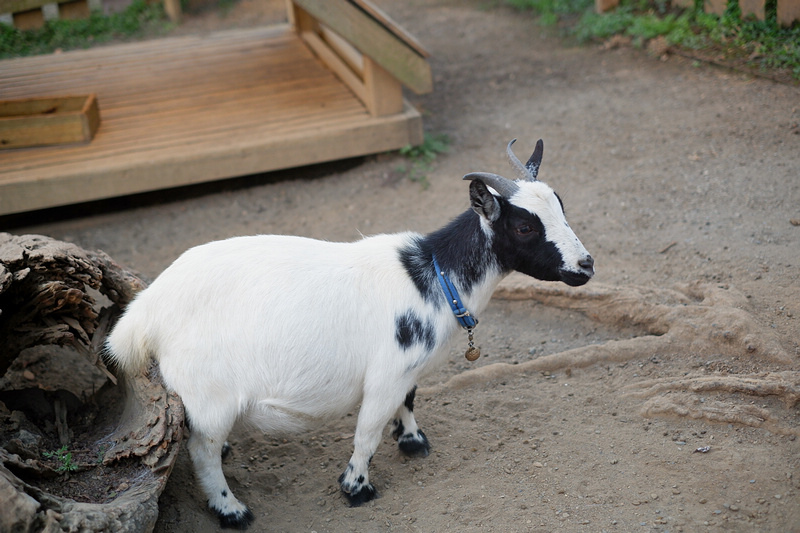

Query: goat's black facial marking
[
  {"left": 491, "top": 199, "right": 564, "bottom": 282},
  {"left": 395, "top": 312, "right": 435, "bottom": 351}
]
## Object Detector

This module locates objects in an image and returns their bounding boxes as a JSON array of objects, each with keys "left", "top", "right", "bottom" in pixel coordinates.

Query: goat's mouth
[{"left": 559, "top": 269, "right": 593, "bottom": 287}]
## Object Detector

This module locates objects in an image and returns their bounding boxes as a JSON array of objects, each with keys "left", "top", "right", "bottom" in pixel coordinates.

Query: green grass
[
  {"left": 0, "top": 0, "right": 171, "bottom": 59},
  {"left": 506, "top": 0, "right": 800, "bottom": 80}
]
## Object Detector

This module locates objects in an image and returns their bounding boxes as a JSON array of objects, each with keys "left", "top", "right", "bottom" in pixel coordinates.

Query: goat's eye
[{"left": 516, "top": 224, "right": 538, "bottom": 237}]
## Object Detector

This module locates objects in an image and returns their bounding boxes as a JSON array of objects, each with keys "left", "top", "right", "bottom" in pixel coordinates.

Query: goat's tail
[{"left": 104, "top": 306, "right": 153, "bottom": 375}]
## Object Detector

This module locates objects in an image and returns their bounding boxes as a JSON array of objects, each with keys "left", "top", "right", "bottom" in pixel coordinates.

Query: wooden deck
[{"left": 0, "top": 25, "right": 424, "bottom": 216}]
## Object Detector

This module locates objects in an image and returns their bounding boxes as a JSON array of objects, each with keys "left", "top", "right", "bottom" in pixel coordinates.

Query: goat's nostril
[{"left": 579, "top": 256, "right": 594, "bottom": 271}]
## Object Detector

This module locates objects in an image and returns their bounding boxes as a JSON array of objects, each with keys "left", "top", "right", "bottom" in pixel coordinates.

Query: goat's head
[{"left": 464, "top": 139, "right": 594, "bottom": 287}]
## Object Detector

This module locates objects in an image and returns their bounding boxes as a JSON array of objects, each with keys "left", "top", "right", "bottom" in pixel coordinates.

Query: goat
[{"left": 106, "top": 139, "right": 594, "bottom": 529}]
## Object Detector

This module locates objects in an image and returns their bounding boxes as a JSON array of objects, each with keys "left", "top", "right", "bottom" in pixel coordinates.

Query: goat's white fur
[
  {"left": 107, "top": 233, "right": 502, "bottom": 521},
  {"left": 107, "top": 160, "right": 593, "bottom": 527}
]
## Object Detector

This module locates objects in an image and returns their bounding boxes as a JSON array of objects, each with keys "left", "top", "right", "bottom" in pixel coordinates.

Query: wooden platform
[{"left": 0, "top": 24, "right": 424, "bottom": 216}]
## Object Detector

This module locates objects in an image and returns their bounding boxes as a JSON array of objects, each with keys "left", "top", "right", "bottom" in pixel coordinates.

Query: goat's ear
[{"left": 469, "top": 180, "right": 501, "bottom": 223}]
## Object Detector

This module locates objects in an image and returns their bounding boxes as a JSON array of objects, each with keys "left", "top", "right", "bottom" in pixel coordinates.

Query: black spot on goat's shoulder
[{"left": 395, "top": 311, "right": 435, "bottom": 351}]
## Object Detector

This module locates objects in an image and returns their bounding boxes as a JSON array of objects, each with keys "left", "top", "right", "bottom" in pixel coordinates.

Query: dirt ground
[{"left": 6, "top": 0, "right": 800, "bottom": 531}]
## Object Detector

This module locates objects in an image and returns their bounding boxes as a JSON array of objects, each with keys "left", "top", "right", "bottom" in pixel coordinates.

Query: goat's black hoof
[
  {"left": 216, "top": 507, "right": 254, "bottom": 530},
  {"left": 398, "top": 429, "right": 430, "bottom": 457},
  {"left": 342, "top": 482, "right": 378, "bottom": 507}
]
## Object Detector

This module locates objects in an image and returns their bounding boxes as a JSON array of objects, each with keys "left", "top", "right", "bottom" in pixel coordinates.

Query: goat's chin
[{"left": 559, "top": 270, "right": 593, "bottom": 287}]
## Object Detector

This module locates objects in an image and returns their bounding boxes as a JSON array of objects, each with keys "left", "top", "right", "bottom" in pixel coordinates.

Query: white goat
[{"left": 106, "top": 139, "right": 594, "bottom": 529}]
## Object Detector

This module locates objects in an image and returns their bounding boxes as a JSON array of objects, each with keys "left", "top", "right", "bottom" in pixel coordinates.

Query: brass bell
[{"left": 465, "top": 346, "right": 481, "bottom": 361}]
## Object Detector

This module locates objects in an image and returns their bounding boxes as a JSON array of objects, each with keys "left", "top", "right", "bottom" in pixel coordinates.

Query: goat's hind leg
[
  {"left": 187, "top": 423, "right": 254, "bottom": 529},
  {"left": 391, "top": 385, "right": 430, "bottom": 457}
]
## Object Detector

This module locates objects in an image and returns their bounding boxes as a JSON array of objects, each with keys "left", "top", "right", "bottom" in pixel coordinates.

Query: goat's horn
[
  {"left": 506, "top": 139, "right": 531, "bottom": 182},
  {"left": 525, "top": 139, "right": 544, "bottom": 180},
  {"left": 463, "top": 172, "right": 520, "bottom": 198}
]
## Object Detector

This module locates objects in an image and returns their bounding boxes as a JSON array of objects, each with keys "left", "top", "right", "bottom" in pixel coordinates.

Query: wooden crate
[{"left": 0, "top": 94, "right": 100, "bottom": 150}]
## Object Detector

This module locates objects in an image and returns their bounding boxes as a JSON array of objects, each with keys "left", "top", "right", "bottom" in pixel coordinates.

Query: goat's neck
[{"left": 424, "top": 210, "right": 504, "bottom": 316}]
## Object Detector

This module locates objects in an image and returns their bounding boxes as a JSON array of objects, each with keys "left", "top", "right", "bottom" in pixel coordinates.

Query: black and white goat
[{"left": 106, "top": 139, "right": 594, "bottom": 529}]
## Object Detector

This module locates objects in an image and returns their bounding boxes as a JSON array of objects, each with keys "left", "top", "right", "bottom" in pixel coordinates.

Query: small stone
[
  {"left": 730, "top": 505, "right": 739, "bottom": 511},
  {"left": 699, "top": 498, "right": 708, "bottom": 504},
  {"left": 22, "top": 370, "right": 35, "bottom": 380},
  {"left": 533, "top": 462, "right": 543, "bottom": 468}
]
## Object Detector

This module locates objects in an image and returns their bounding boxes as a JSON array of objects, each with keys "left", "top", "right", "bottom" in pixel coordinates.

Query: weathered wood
[
  {"left": 0, "top": 25, "right": 425, "bottom": 215},
  {"left": 348, "top": 0, "right": 430, "bottom": 58},
  {"left": 0, "top": 94, "right": 100, "bottom": 150},
  {"left": 0, "top": 233, "right": 182, "bottom": 533},
  {"left": 291, "top": 0, "right": 433, "bottom": 94},
  {"left": 740, "top": 0, "right": 765, "bottom": 19},
  {"left": 363, "top": 56, "right": 404, "bottom": 117},
  {"left": 777, "top": 0, "right": 800, "bottom": 25},
  {"left": 162, "top": 0, "right": 180, "bottom": 21},
  {"left": 704, "top": 0, "right": 727, "bottom": 15}
]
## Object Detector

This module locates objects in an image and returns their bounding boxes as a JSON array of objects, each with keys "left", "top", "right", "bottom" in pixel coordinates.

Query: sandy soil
[{"left": 6, "top": 0, "right": 800, "bottom": 531}]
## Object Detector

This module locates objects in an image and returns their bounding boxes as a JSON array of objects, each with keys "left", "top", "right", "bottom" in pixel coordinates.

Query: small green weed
[
  {"left": 0, "top": 0, "right": 171, "bottom": 59},
  {"left": 43, "top": 445, "right": 79, "bottom": 473},
  {"left": 398, "top": 133, "right": 450, "bottom": 188}
]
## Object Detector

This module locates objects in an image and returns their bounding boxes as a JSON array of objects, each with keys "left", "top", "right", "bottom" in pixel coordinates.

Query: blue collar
[{"left": 432, "top": 255, "right": 478, "bottom": 329}]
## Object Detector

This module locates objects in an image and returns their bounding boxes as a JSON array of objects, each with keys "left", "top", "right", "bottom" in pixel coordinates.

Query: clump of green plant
[
  {"left": 0, "top": 0, "right": 171, "bottom": 59},
  {"left": 398, "top": 133, "right": 450, "bottom": 188},
  {"left": 43, "top": 445, "right": 79, "bottom": 473},
  {"left": 505, "top": 0, "right": 800, "bottom": 80}
]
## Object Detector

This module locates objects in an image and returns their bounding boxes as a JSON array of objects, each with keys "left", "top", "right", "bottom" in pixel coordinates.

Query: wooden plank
[
  {"left": 58, "top": 0, "right": 89, "bottom": 20},
  {"left": 348, "top": 0, "right": 429, "bottom": 58},
  {"left": 301, "top": 29, "right": 368, "bottom": 106},
  {"left": 319, "top": 25, "right": 364, "bottom": 76},
  {"left": 704, "top": 0, "right": 726, "bottom": 15},
  {"left": 11, "top": 7, "right": 44, "bottom": 29},
  {"left": 162, "top": 0, "right": 180, "bottom": 22},
  {"left": 0, "top": 26, "right": 424, "bottom": 215},
  {"left": 291, "top": 0, "right": 432, "bottom": 94},
  {"left": 363, "top": 56, "right": 403, "bottom": 117},
  {"left": 739, "top": 0, "right": 765, "bottom": 19},
  {"left": 777, "top": 0, "right": 800, "bottom": 25}
]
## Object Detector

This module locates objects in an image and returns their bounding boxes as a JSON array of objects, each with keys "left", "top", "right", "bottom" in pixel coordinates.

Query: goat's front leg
[
  {"left": 339, "top": 385, "right": 409, "bottom": 506},
  {"left": 391, "top": 385, "right": 430, "bottom": 457}
]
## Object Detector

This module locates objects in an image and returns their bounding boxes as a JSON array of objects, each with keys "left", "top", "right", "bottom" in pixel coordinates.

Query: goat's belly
[{"left": 245, "top": 391, "right": 360, "bottom": 434}]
